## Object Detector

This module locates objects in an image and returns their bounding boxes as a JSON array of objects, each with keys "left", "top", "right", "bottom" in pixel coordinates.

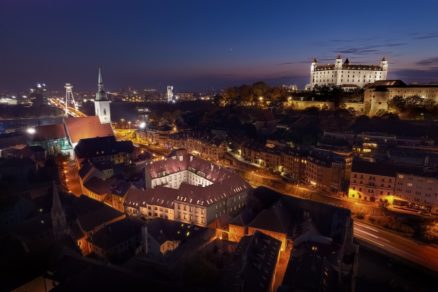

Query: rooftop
[
  {"left": 229, "top": 231, "right": 281, "bottom": 292},
  {"left": 64, "top": 116, "right": 114, "bottom": 144},
  {"left": 88, "top": 218, "right": 142, "bottom": 250},
  {"left": 351, "top": 159, "right": 396, "bottom": 177},
  {"left": 31, "top": 124, "right": 67, "bottom": 141},
  {"left": 127, "top": 154, "right": 251, "bottom": 207},
  {"left": 75, "top": 136, "right": 134, "bottom": 159}
]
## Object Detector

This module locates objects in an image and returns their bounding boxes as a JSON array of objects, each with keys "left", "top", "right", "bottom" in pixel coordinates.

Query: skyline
[{"left": 2, "top": 0, "right": 438, "bottom": 91}]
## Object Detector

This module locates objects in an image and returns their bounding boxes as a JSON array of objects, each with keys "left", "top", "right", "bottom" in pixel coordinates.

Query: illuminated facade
[
  {"left": 348, "top": 165, "right": 395, "bottom": 202},
  {"left": 349, "top": 160, "right": 438, "bottom": 213},
  {"left": 125, "top": 152, "right": 250, "bottom": 227},
  {"left": 166, "top": 85, "right": 174, "bottom": 103},
  {"left": 94, "top": 68, "right": 111, "bottom": 124},
  {"left": 305, "top": 151, "right": 347, "bottom": 193},
  {"left": 308, "top": 56, "right": 388, "bottom": 89},
  {"left": 364, "top": 80, "right": 438, "bottom": 116},
  {"left": 395, "top": 173, "right": 438, "bottom": 214}
]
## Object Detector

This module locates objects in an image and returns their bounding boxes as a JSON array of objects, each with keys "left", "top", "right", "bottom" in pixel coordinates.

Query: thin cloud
[
  {"left": 335, "top": 43, "right": 405, "bottom": 56},
  {"left": 276, "top": 62, "right": 298, "bottom": 66},
  {"left": 411, "top": 32, "right": 438, "bottom": 40},
  {"left": 416, "top": 57, "right": 438, "bottom": 66}
]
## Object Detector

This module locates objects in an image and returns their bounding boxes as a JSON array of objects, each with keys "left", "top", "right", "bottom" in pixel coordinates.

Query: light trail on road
[
  {"left": 354, "top": 221, "right": 438, "bottom": 273},
  {"left": 48, "top": 98, "right": 87, "bottom": 117}
]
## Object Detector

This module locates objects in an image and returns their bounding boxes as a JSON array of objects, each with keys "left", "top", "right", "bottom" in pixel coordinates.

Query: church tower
[
  {"left": 94, "top": 68, "right": 111, "bottom": 124},
  {"left": 51, "top": 181, "right": 67, "bottom": 239}
]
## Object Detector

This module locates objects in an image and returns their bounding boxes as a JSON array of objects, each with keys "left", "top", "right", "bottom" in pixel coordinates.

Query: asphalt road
[{"left": 354, "top": 221, "right": 438, "bottom": 273}]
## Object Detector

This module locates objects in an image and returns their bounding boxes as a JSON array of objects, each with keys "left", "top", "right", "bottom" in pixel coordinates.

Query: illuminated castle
[{"left": 308, "top": 56, "right": 388, "bottom": 89}]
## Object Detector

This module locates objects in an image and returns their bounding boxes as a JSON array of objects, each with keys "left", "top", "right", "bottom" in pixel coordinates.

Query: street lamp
[
  {"left": 128, "top": 121, "right": 132, "bottom": 129},
  {"left": 139, "top": 121, "right": 146, "bottom": 130},
  {"left": 26, "top": 127, "right": 36, "bottom": 135}
]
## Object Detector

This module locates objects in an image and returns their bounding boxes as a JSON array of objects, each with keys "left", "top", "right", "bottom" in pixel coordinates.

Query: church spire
[
  {"left": 51, "top": 181, "right": 67, "bottom": 239},
  {"left": 97, "top": 67, "right": 103, "bottom": 91},
  {"left": 96, "top": 67, "right": 107, "bottom": 101},
  {"left": 94, "top": 67, "right": 112, "bottom": 124}
]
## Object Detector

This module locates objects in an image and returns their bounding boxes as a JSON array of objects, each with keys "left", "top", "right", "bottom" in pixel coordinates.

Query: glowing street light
[
  {"left": 139, "top": 121, "right": 146, "bottom": 129},
  {"left": 26, "top": 127, "right": 36, "bottom": 135}
]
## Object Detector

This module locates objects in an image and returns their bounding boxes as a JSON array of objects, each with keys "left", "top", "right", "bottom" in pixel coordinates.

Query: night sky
[{"left": 1, "top": 0, "right": 438, "bottom": 92}]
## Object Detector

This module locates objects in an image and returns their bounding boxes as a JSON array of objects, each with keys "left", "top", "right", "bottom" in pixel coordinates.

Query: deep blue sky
[{"left": 1, "top": 0, "right": 438, "bottom": 92}]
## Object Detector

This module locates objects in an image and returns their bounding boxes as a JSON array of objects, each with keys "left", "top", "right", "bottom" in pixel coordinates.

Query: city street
[
  {"left": 48, "top": 98, "right": 87, "bottom": 117},
  {"left": 354, "top": 221, "right": 438, "bottom": 273},
  {"left": 59, "top": 159, "right": 82, "bottom": 196}
]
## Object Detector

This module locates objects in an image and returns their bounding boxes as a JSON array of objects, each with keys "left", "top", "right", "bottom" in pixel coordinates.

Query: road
[
  {"left": 354, "top": 221, "right": 438, "bottom": 273},
  {"left": 48, "top": 97, "right": 87, "bottom": 117},
  {"left": 58, "top": 159, "right": 82, "bottom": 196}
]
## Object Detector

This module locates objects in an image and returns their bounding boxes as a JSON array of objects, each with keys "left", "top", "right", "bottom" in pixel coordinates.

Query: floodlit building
[
  {"left": 395, "top": 171, "right": 438, "bottom": 214},
  {"left": 308, "top": 56, "right": 388, "bottom": 89},
  {"left": 125, "top": 151, "right": 251, "bottom": 227},
  {"left": 304, "top": 149, "right": 349, "bottom": 193},
  {"left": 348, "top": 159, "right": 438, "bottom": 213},
  {"left": 94, "top": 68, "right": 111, "bottom": 124},
  {"left": 166, "top": 85, "right": 174, "bottom": 103},
  {"left": 348, "top": 159, "right": 396, "bottom": 202},
  {"left": 364, "top": 80, "right": 438, "bottom": 116}
]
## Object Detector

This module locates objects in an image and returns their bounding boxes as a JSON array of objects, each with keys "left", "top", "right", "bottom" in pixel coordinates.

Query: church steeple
[
  {"left": 51, "top": 181, "right": 67, "bottom": 239},
  {"left": 96, "top": 67, "right": 108, "bottom": 101},
  {"left": 94, "top": 67, "right": 112, "bottom": 124}
]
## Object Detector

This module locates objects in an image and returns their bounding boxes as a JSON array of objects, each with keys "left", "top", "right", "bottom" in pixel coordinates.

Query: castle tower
[
  {"left": 310, "top": 58, "right": 317, "bottom": 85},
  {"left": 335, "top": 55, "right": 343, "bottom": 70},
  {"left": 380, "top": 57, "right": 389, "bottom": 79},
  {"left": 51, "top": 181, "right": 67, "bottom": 239},
  {"left": 94, "top": 68, "right": 111, "bottom": 124}
]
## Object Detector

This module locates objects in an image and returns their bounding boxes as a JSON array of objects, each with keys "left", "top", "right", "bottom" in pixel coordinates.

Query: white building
[
  {"left": 308, "top": 56, "right": 388, "bottom": 89},
  {"left": 395, "top": 172, "right": 438, "bottom": 214},
  {"left": 166, "top": 85, "right": 174, "bottom": 103},
  {"left": 94, "top": 68, "right": 111, "bottom": 124},
  {"left": 125, "top": 151, "right": 251, "bottom": 227}
]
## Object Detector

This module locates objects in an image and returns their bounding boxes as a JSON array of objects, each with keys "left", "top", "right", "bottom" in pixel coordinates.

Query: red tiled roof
[
  {"left": 64, "top": 116, "right": 113, "bottom": 144},
  {"left": 125, "top": 185, "right": 177, "bottom": 208},
  {"left": 32, "top": 124, "right": 66, "bottom": 141},
  {"left": 128, "top": 154, "right": 251, "bottom": 208},
  {"left": 83, "top": 176, "right": 114, "bottom": 196},
  {"left": 146, "top": 154, "right": 235, "bottom": 182}
]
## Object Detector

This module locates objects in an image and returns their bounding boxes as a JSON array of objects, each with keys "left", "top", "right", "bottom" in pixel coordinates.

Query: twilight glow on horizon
[{"left": 1, "top": 0, "right": 438, "bottom": 91}]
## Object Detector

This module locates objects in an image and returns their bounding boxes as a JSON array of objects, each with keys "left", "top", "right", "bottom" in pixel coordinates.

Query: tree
[{"left": 389, "top": 96, "right": 405, "bottom": 111}]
